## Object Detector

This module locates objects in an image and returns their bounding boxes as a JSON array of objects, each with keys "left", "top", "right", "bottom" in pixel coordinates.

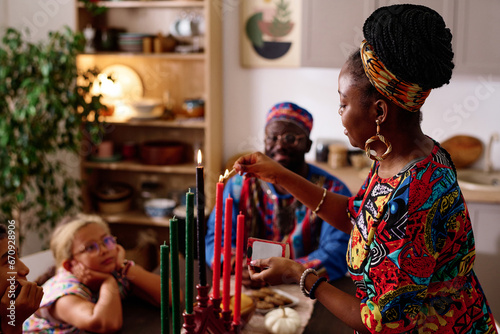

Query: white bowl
[
  {"left": 144, "top": 198, "right": 176, "bottom": 218},
  {"left": 129, "top": 99, "right": 161, "bottom": 114}
]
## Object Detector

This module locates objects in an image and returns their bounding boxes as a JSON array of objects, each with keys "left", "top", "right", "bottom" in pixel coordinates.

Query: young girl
[{"left": 23, "top": 214, "right": 161, "bottom": 333}]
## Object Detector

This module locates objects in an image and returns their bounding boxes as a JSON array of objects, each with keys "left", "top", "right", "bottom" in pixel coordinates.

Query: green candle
[
  {"left": 169, "top": 217, "right": 180, "bottom": 334},
  {"left": 185, "top": 190, "right": 194, "bottom": 314},
  {"left": 160, "top": 242, "right": 169, "bottom": 334}
]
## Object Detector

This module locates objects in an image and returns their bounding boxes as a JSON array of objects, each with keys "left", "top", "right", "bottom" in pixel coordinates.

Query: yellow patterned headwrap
[{"left": 360, "top": 40, "right": 431, "bottom": 112}]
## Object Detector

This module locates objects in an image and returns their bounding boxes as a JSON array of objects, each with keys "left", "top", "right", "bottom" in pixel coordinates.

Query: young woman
[{"left": 235, "top": 4, "right": 497, "bottom": 333}]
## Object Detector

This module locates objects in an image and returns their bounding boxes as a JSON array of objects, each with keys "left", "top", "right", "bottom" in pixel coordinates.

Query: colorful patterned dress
[
  {"left": 23, "top": 268, "right": 131, "bottom": 333},
  {"left": 347, "top": 141, "right": 497, "bottom": 333},
  {"left": 205, "top": 163, "right": 351, "bottom": 280}
]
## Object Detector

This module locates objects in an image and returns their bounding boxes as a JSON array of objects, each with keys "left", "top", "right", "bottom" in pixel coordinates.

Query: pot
[{"left": 140, "top": 141, "right": 184, "bottom": 165}]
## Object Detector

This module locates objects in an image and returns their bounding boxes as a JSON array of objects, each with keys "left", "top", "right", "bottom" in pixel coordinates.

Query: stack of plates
[{"left": 118, "top": 33, "right": 153, "bottom": 53}]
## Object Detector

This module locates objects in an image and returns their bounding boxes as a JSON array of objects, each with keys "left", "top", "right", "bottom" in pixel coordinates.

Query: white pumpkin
[{"left": 264, "top": 307, "right": 301, "bottom": 334}]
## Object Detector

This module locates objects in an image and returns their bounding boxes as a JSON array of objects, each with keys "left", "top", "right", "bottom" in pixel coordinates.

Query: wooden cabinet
[
  {"left": 468, "top": 202, "right": 500, "bottom": 321},
  {"left": 300, "top": 0, "right": 374, "bottom": 68},
  {"left": 76, "top": 1, "right": 222, "bottom": 227},
  {"left": 302, "top": 0, "right": 500, "bottom": 75},
  {"left": 454, "top": 0, "right": 500, "bottom": 74}
]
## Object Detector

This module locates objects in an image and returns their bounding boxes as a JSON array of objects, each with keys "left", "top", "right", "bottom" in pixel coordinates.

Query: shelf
[
  {"left": 78, "top": 52, "right": 205, "bottom": 60},
  {"left": 102, "top": 210, "right": 171, "bottom": 227},
  {"left": 78, "top": 1, "right": 204, "bottom": 9},
  {"left": 104, "top": 117, "right": 206, "bottom": 128},
  {"left": 83, "top": 160, "right": 197, "bottom": 174}
]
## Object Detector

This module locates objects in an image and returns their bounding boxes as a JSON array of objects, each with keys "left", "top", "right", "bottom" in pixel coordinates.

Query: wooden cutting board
[{"left": 441, "top": 135, "right": 483, "bottom": 168}]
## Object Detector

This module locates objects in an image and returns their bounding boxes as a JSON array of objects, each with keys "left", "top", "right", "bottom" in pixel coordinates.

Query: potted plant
[
  {"left": 79, "top": 0, "right": 108, "bottom": 17},
  {"left": 0, "top": 26, "right": 106, "bottom": 247}
]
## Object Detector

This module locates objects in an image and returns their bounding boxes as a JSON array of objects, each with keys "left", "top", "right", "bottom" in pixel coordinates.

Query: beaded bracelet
[
  {"left": 309, "top": 276, "right": 327, "bottom": 300},
  {"left": 313, "top": 188, "right": 327, "bottom": 214},
  {"left": 299, "top": 268, "right": 318, "bottom": 298}
]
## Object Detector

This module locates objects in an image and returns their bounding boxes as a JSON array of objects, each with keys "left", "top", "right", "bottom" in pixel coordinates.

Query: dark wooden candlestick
[
  {"left": 182, "top": 285, "right": 243, "bottom": 333},
  {"left": 196, "top": 284, "right": 210, "bottom": 308},
  {"left": 210, "top": 297, "right": 222, "bottom": 318}
]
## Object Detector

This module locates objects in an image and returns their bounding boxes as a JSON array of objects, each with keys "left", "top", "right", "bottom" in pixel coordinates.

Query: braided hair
[{"left": 363, "top": 4, "right": 454, "bottom": 90}]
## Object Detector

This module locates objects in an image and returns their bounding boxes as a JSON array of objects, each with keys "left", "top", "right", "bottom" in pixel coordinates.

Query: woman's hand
[
  {"left": 70, "top": 262, "right": 112, "bottom": 291},
  {"left": 233, "top": 152, "right": 289, "bottom": 185},
  {"left": 1, "top": 280, "right": 43, "bottom": 334},
  {"left": 248, "top": 257, "right": 304, "bottom": 286}
]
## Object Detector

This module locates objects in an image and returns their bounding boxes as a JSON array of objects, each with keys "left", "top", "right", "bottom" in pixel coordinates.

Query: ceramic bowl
[
  {"left": 129, "top": 98, "right": 161, "bottom": 115},
  {"left": 144, "top": 198, "right": 176, "bottom": 218}
]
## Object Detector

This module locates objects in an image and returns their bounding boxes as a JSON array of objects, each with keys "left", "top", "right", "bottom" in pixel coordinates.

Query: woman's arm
[
  {"left": 234, "top": 152, "right": 352, "bottom": 234},
  {"left": 53, "top": 275, "right": 123, "bottom": 333},
  {"left": 249, "top": 257, "right": 369, "bottom": 334}
]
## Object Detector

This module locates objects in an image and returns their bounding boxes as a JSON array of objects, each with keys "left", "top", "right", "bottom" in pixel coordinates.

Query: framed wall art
[{"left": 241, "top": 0, "right": 302, "bottom": 68}]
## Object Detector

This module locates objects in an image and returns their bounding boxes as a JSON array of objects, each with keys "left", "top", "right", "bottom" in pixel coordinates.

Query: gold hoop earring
[{"left": 365, "top": 120, "right": 392, "bottom": 161}]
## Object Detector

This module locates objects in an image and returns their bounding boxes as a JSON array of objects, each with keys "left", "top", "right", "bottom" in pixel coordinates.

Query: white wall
[
  {"left": 221, "top": 2, "right": 500, "bottom": 171},
  {"left": 5, "top": 0, "right": 75, "bottom": 42}
]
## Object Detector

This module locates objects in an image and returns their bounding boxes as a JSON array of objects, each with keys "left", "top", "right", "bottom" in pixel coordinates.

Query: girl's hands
[
  {"left": 248, "top": 257, "right": 305, "bottom": 286},
  {"left": 115, "top": 244, "right": 126, "bottom": 271},
  {"left": 233, "top": 152, "right": 289, "bottom": 185},
  {"left": 70, "top": 262, "right": 112, "bottom": 291}
]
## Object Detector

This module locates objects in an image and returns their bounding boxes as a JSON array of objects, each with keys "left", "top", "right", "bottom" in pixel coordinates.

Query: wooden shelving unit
[{"left": 76, "top": 0, "right": 222, "bottom": 227}]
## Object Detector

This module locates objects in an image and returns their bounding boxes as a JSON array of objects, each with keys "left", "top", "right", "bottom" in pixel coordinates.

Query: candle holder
[{"left": 182, "top": 285, "right": 241, "bottom": 334}]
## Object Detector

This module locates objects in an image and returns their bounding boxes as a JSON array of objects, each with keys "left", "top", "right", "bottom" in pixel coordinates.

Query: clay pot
[{"left": 140, "top": 141, "right": 184, "bottom": 165}]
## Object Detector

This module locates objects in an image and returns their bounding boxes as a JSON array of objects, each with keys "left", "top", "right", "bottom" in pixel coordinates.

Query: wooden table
[{"left": 120, "top": 257, "right": 356, "bottom": 333}]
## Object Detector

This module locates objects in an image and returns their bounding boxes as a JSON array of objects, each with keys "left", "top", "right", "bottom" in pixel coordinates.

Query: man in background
[{"left": 205, "top": 102, "right": 351, "bottom": 287}]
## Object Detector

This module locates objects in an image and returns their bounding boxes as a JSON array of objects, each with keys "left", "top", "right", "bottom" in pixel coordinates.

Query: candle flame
[
  {"left": 219, "top": 175, "right": 224, "bottom": 183},
  {"left": 223, "top": 169, "right": 230, "bottom": 179},
  {"left": 197, "top": 149, "right": 202, "bottom": 165}
]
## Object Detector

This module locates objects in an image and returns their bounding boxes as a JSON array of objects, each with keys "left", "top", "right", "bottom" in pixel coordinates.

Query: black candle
[{"left": 196, "top": 150, "right": 207, "bottom": 286}]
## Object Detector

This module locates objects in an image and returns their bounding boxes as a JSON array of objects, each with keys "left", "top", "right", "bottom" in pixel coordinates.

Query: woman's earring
[{"left": 365, "top": 120, "right": 392, "bottom": 161}]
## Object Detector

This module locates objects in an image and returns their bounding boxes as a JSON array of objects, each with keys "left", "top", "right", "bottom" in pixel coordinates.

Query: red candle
[
  {"left": 212, "top": 178, "right": 224, "bottom": 299},
  {"left": 222, "top": 194, "right": 233, "bottom": 312},
  {"left": 233, "top": 212, "right": 244, "bottom": 325}
]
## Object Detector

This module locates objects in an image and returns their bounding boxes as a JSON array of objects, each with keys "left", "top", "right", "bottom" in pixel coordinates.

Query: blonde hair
[{"left": 50, "top": 214, "right": 110, "bottom": 268}]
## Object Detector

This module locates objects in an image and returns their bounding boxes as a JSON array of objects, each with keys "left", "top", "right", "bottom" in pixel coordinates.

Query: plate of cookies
[{"left": 250, "top": 287, "right": 299, "bottom": 314}]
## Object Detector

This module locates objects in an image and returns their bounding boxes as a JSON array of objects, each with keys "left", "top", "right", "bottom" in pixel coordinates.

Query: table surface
[{"left": 119, "top": 257, "right": 356, "bottom": 333}]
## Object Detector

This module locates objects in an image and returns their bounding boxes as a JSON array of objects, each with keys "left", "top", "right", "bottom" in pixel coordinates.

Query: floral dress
[
  {"left": 23, "top": 268, "right": 131, "bottom": 333},
  {"left": 347, "top": 141, "right": 497, "bottom": 333}
]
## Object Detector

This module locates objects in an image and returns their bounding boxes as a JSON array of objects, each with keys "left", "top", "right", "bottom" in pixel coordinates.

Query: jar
[
  {"left": 182, "top": 98, "right": 205, "bottom": 118},
  {"left": 140, "top": 181, "right": 164, "bottom": 210},
  {"left": 328, "top": 144, "right": 348, "bottom": 169}
]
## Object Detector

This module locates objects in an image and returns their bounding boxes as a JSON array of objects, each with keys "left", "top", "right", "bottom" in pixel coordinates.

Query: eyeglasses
[
  {"left": 73, "top": 235, "right": 117, "bottom": 256},
  {"left": 265, "top": 133, "right": 306, "bottom": 146}
]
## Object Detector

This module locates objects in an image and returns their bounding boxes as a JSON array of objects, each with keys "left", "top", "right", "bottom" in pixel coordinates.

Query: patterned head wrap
[
  {"left": 266, "top": 102, "right": 313, "bottom": 135},
  {"left": 360, "top": 40, "right": 431, "bottom": 112}
]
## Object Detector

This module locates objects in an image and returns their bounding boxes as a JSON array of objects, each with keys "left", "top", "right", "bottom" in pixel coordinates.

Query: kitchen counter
[{"left": 312, "top": 162, "right": 500, "bottom": 204}]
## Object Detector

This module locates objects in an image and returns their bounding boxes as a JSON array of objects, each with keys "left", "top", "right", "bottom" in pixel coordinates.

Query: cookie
[
  {"left": 259, "top": 287, "right": 275, "bottom": 296},
  {"left": 273, "top": 293, "right": 293, "bottom": 305},
  {"left": 256, "top": 300, "right": 274, "bottom": 309},
  {"left": 264, "top": 295, "right": 285, "bottom": 306},
  {"left": 251, "top": 290, "right": 268, "bottom": 299}
]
